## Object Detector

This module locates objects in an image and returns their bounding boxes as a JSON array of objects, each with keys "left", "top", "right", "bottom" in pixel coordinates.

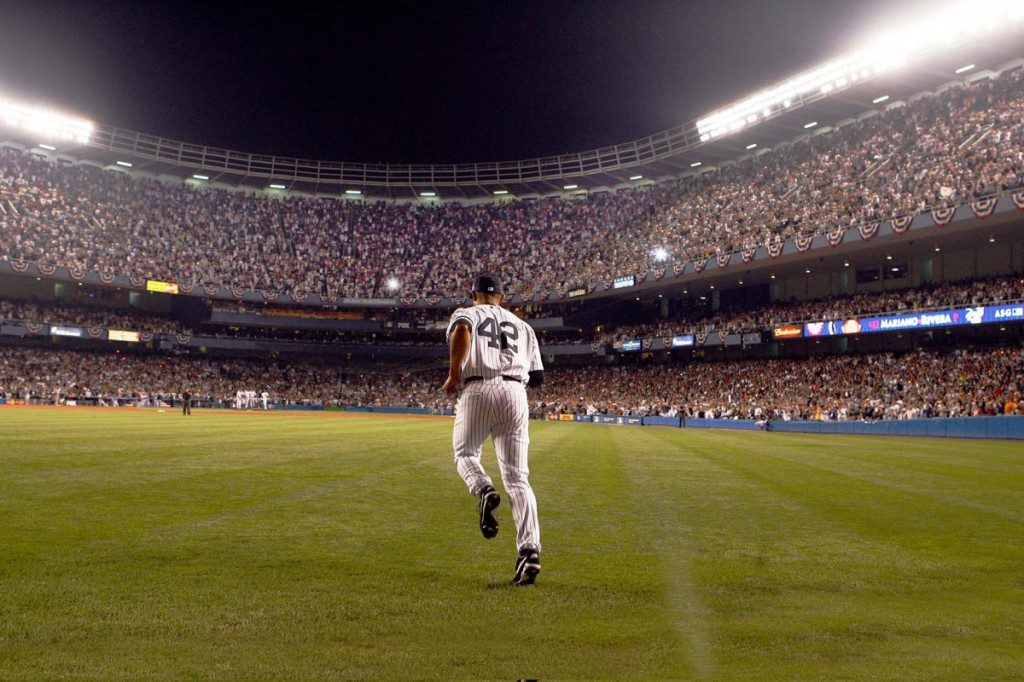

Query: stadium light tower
[
  {"left": 696, "top": 0, "right": 1024, "bottom": 143},
  {"left": 0, "top": 94, "right": 93, "bottom": 144}
]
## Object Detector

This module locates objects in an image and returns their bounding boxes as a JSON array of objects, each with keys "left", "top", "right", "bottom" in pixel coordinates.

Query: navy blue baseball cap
[{"left": 472, "top": 273, "right": 504, "bottom": 295}]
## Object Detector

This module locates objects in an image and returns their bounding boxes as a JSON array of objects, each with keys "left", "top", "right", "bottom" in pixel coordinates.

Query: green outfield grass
[{"left": 1, "top": 408, "right": 1022, "bottom": 679}]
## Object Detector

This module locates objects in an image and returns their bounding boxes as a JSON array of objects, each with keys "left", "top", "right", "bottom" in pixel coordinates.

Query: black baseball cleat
[
  {"left": 513, "top": 548, "right": 541, "bottom": 586},
  {"left": 478, "top": 486, "right": 500, "bottom": 539}
]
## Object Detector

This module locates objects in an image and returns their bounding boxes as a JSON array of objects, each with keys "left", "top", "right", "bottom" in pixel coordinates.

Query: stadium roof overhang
[{"left": 2, "top": 5, "right": 1023, "bottom": 201}]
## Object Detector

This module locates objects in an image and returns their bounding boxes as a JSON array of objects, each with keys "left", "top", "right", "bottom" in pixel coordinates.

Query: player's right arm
[
  {"left": 526, "top": 324, "right": 544, "bottom": 388},
  {"left": 443, "top": 309, "right": 473, "bottom": 397}
]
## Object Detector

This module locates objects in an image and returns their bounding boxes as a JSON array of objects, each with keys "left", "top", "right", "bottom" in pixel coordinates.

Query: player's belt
[{"left": 464, "top": 375, "right": 522, "bottom": 384}]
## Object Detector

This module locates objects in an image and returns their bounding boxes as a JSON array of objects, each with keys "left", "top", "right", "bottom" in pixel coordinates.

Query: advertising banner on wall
[
  {"left": 594, "top": 415, "right": 643, "bottom": 425},
  {"left": 108, "top": 329, "right": 141, "bottom": 342},
  {"left": 772, "top": 324, "right": 803, "bottom": 339},
  {"left": 146, "top": 279, "right": 180, "bottom": 294},
  {"left": 51, "top": 325, "right": 83, "bottom": 337},
  {"left": 612, "top": 275, "right": 636, "bottom": 289},
  {"left": 803, "top": 304, "right": 1024, "bottom": 337}
]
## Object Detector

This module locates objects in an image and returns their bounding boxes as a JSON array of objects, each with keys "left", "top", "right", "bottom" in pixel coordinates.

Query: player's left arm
[{"left": 526, "top": 325, "right": 544, "bottom": 388}]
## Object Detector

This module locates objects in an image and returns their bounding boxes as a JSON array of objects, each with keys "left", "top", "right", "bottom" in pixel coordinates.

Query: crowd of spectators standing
[
  {"left": 1, "top": 345, "right": 1022, "bottom": 421},
  {"left": 534, "top": 348, "right": 1024, "bottom": 421},
  {"left": 1, "top": 69, "right": 1022, "bottom": 299},
  {"left": 0, "top": 347, "right": 449, "bottom": 409},
  {"left": 598, "top": 275, "right": 1024, "bottom": 344},
  {"left": 0, "top": 297, "right": 189, "bottom": 334}
]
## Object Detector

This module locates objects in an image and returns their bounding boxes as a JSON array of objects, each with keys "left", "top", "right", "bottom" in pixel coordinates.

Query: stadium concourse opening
[{"left": 1, "top": 0, "right": 1024, "bottom": 678}]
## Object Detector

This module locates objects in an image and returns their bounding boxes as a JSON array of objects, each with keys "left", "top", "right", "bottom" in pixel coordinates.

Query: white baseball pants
[{"left": 453, "top": 377, "right": 540, "bottom": 552}]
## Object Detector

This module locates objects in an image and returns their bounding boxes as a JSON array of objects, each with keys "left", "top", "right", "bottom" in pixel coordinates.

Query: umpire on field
[{"left": 182, "top": 390, "right": 192, "bottom": 416}]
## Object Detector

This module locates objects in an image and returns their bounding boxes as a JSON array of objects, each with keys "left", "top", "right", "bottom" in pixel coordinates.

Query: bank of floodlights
[
  {"left": 0, "top": 94, "right": 94, "bottom": 145},
  {"left": 696, "top": 0, "right": 1024, "bottom": 143}
]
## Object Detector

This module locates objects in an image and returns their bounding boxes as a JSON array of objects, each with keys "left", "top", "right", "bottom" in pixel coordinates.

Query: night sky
[{"left": 0, "top": 0, "right": 930, "bottom": 164}]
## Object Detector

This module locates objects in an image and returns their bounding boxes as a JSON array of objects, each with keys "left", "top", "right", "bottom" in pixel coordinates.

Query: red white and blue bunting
[
  {"left": 654, "top": 268, "right": 666, "bottom": 281},
  {"left": 672, "top": 263, "right": 687, "bottom": 277},
  {"left": 38, "top": 263, "right": 57, "bottom": 276},
  {"left": 68, "top": 267, "right": 85, "bottom": 280},
  {"left": 1012, "top": 190, "right": 1024, "bottom": 210},
  {"left": 10, "top": 259, "right": 28, "bottom": 272},
  {"left": 891, "top": 213, "right": 914, "bottom": 234},
  {"left": 741, "top": 247, "right": 756, "bottom": 263},
  {"left": 827, "top": 227, "right": 845, "bottom": 247},
  {"left": 695, "top": 331, "right": 708, "bottom": 346},
  {"left": 642, "top": 338, "right": 654, "bottom": 350},
  {"left": 25, "top": 323, "right": 45, "bottom": 335},
  {"left": 795, "top": 235, "right": 813, "bottom": 253},
  {"left": 139, "top": 332, "right": 154, "bottom": 343},
  {"left": 231, "top": 289, "right": 246, "bottom": 299},
  {"left": 262, "top": 291, "right": 276, "bottom": 301},
  {"left": 693, "top": 258, "right": 707, "bottom": 274},
  {"left": 175, "top": 333, "right": 192, "bottom": 344},
  {"left": 129, "top": 277, "right": 146, "bottom": 288},
  {"left": 857, "top": 221, "right": 880, "bottom": 241},
  {"left": 931, "top": 205, "right": 956, "bottom": 226},
  {"left": 766, "top": 240, "right": 784, "bottom": 259},
  {"left": 716, "top": 253, "right": 731, "bottom": 269},
  {"left": 178, "top": 282, "right": 194, "bottom": 293},
  {"left": 970, "top": 196, "right": 998, "bottom": 218},
  {"left": 87, "top": 327, "right": 104, "bottom": 339},
  {"left": 98, "top": 272, "right": 116, "bottom": 284},
  {"left": 203, "top": 284, "right": 220, "bottom": 296}
]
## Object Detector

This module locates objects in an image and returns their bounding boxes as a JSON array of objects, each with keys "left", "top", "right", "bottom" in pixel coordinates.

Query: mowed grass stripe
[
  {"left": 610, "top": 425, "right": 715, "bottom": 679},
  {"left": 640, "top": 427, "right": 1024, "bottom": 678},
  {"left": 0, "top": 411, "right": 690, "bottom": 679},
  {"left": 738, "top": 435, "right": 1024, "bottom": 522}
]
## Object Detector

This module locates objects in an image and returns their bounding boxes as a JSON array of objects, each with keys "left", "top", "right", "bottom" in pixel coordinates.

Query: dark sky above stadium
[{"left": 1, "top": 0, "right": 931, "bottom": 164}]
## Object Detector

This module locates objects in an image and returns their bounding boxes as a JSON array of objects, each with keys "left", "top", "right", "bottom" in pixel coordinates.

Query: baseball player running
[{"left": 443, "top": 273, "right": 544, "bottom": 586}]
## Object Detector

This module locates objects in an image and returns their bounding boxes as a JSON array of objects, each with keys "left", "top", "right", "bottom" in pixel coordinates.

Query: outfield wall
[
  {"left": 568, "top": 413, "right": 1024, "bottom": 439},
  {"left": 342, "top": 406, "right": 455, "bottom": 416}
]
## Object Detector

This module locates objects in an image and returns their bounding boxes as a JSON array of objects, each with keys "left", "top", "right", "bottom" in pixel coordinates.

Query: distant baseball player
[{"left": 443, "top": 273, "right": 544, "bottom": 585}]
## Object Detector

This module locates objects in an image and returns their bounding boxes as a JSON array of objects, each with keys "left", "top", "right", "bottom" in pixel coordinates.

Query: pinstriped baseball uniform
[{"left": 447, "top": 304, "right": 543, "bottom": 552}]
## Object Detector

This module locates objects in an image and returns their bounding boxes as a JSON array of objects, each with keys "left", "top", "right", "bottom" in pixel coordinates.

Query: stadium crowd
[
  {"left": 0, "top": 68, "right": 1022, "bottom": 299},
  {"left": 599, "top": 275, "right": 1024, "bottom": 344},
  {"left": 0, "top": 347, "right": 448, "bottom": 408},
  {"left": 535, "top": 348, "right": 1024, "bottom": 421},
  {"left": 1, "top": 345, "right": 1022, "bottom": 421},
  {"left": 0, "top": 297, "right": 189, "bottom": 333}
]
